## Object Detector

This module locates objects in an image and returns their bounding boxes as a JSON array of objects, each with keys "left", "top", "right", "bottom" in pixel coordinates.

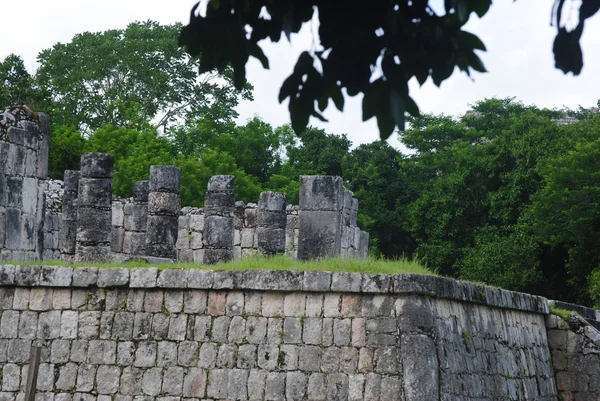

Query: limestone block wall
[
  {"left": 298, "top": 176, "right": 368, "bottom": 260},
  {"left": 42, "top": 179, "right": 64, "bottom": 260},
  {"left": 0, "top": 264, "right": 564, "bottom": 401},
  {"left": 111, "top": 181, "right": 150, "bottom": 256},
  {"left": 177, "top": 202, "right": 301, "bottom": 263},
  {"left": 0, "top": 109, "right": 49, "bottom": 261},
  {"left": 546, "top": 312, "right": 600, "bottom": 400}
]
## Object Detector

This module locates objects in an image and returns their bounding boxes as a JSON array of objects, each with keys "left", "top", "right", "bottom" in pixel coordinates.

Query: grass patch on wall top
[{"left": 9, "top": 255, "right": 434, "bottom": 275}]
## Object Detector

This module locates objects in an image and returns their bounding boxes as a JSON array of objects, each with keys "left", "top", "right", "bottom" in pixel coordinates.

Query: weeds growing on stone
[{"left": 8, "top": 255, "right": 435, "bottom": 275}]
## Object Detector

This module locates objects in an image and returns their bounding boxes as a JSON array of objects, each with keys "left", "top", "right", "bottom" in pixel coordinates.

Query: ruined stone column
[
  {"left": 298, "top": 176, "right": 343, "bottom": 260},
  {"left": 123, "top": 180, "right": 149, "bottom": 255},
  {"left": 257, "top": 191, "right": 287, "bottom": 255},
  {"left": 202, "top": 175, "right": 235, "bottom": 264},
  {"left": 59, "top": 170, "right": 80, "bottom": 261},
  {"left": 146, "top": 166, "right": 180, "bottom": 259},
  {"left": 75, "top": 153, "right": 113, "bottom": 262}
]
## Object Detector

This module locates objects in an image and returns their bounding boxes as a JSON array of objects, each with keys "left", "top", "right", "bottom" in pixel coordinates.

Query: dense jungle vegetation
[{"left": 2, "top": 21, "right": 600, "bottom": 307}]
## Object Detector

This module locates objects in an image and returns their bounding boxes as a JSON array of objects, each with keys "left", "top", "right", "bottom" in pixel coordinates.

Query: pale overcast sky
[{"left": 1, "top": 0, "right": 600, "bottom": 150}]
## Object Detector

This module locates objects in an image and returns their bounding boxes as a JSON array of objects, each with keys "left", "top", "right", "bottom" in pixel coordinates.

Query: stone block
[
  {"left": 4, "top": 209, "right": 21, "bottom": 250},
  {"left": 141, "top": 367, "right": 163, "bottom": 396},
  {"left": 299, "top": 176, "right": 343, "bottom": 211},
  {"left": 96, "top": 365, "right": 120, "bottom": 394},
  {"left": 207, "top": 369, "right": 229, "bottom": 399},
  {"left": 0, "top": 264, "right": 15, "bottom": 286},
  {"left": 146, "top": 215, "right": 178, "bottom": 245},
  {"left": 59, "top": 220, "right": 77, "bottom": 254},
  {"left": 157, "top": 341, "right": 178, "bottom": 367},
  {"left": 130, "top": 268, "right": 158, "bottom": 287},
  {"left": 244, "top": 208, "right": 257, "bottom": 227},
  {"left": 119, "top": 366, "right": 142, "bottom": 395},
  {"left": 6, "top": 143, "right": 25, "bottom": 176},
  {"left": 401, "top": 333, "right": 438, "bottom": 401},
  {"left": 122, "top": 231, "right": 147, "bottom": 255},
  {"left": 259, "top": 191, "right": 288, "bottom": 211},
  {"left": 183, "top": 368, "right": 206, "bottom": 398},
  {"left": 307, "top": 373, "right": 326, "bottom": 401},
  {"left": 157, "top": 269, "right": 188, "bottom": 288},
  {"left": 148, "top": 192, "right": 181, "bottom": 215},
  {"left": 297, "top": 210, "right": 341, "bottom": 260},
  {"left": 21, "top": 177, "right": 38, "bottom": 215},
  {"left": 286, "top": 371, "right": 308, "bottom": 401},
  {"left": 76, "top": 207, "right": 111, "bottom": 243},
  {"left": 265, "top": 372, "right": 286, "bottom": 401},
  {"left": 149, "top": 165, "right": 180, "bottom": 193},
  {"left": 248, "top": 370, "right": 267, "bottom": 400},
  {"left": 77, "top": 178, "right": 112, "bottom": 208},
  {"left": 207, "top": 175, "right": 235, "bottom": 191},
  {"left": 135, "top": 341, "right": 157, "bottom": 367},
  {"left": 80, "top": 153, "right": 114, "bottom": 178},
  {"left": 204, "top": 191, "right": 235, "bottom": 209},
  {"left": 187, "top": 269, "right": 213, "bottom": 289},
  {"left": 298, "top": 345, "right": 322, "bottom": 372},
  {"left": 112, "top": 201, "right": 124, "bottom": 226},
  {"left": 203, "top": 248, "right": 233, "bottom": 265},
  {"left": 6, "top": 177, "right": 23, "bottom": 209},
  {"left": 111, "top": 226, "right": 125, "bottom": 253},
  {"left": 97, "top": 268, "right": 129, "bottom": 287},
  {"left": 303, "top": 270, "right": 332, "bottom": 292},
  {"left": 133, "top": 180, "right": 149, "bottom": 202},
  {"left": 203, "top": 215, "right": 234, "bottom": 248},
  {"left": 257, "top": 227, "right": 286, "bottom": 254},
  {"left": 227, "top": 369, "right": 249, "bottom": 400},
  {"left": 189, "top": 214, "right": 204, "bottom": 230},
  {"left": 72, "top": 267, "right": 98, "bottom": 287},
  {"left": 241, "top": 228, "right": 255, "bottom": 248},
  {"left": 124, "top": 204, "right": 148, "bottom": 232}
]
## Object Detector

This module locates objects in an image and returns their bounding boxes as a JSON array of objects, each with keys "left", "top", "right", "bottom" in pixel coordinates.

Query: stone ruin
[{"left": 0, "top": 111, "right": 369, "bottom": 264}]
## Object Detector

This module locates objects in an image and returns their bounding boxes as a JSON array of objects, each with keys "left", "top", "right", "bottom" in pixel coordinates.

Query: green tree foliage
[
  {"left": 0, "top": 54, "right": 43, "bottom": 108},
  {"left": 180, "top": 0, "right": 597, "bottom": 139},
  {"left": 36, "top": 20, "right": 251, "bottom": 132}
]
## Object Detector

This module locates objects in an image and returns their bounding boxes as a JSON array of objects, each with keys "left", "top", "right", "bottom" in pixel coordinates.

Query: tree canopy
[
  {"left": 37, "top": 20, "right": 252, "bottom": 133},
  {"left": 179, "top": 0, "right": 599, "bottom": 139}
]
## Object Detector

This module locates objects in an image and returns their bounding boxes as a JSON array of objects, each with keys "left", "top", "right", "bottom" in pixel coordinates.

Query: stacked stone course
[
  {"left": 147, "top": 167, "right": 181, "bottom": 259},
  {"left": 60, "top": 171, "right": 80, "bottom": 261},
  {"left": 75, "top": 153, "right": 114, "bottom": 262},
  {"left": 0, "top": 111, "right": 49, "bottom": 261},
  {"left": 546, "top": 313, "right": 600, "bottom": 401},
  {"left": 298, "top": 176, "right": 368, "bottom": 260},
  {"left": 112, "top": 181, "right": 150, "bottom": 256},
  {"left": 0, "top": 265, "right": 562, "bottom": 401}
]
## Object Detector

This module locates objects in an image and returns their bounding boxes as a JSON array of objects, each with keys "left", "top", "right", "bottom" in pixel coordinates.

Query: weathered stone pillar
[
  {"left": 257, "top": 191, "right": 287, "bottom": 255},
  {"left": 59, "top": 170, "right": 80, "bottom": 261},
  {"left": 146, "top": 166, "right": 180, "bottom": 259},
  {"left": 75, "top": 153, "right": 113, "bottom": 262},
  {"left": 298, "top": 176, "right": 343, "bottom": 260},
  {"left": 123, "top": 180, "right": 149, "bottom": 255},
  {"left": 202, "top": 175, "right": 235, "bottom": 264}
]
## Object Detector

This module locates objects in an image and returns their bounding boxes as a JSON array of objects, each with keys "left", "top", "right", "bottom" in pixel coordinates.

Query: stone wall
[
  {"left": 0, "top": 108, "right": 49, "bottom": 261},
  {"left": 0, "top": 264, "right": 568, "bottom": 401},
  {"left": 546, "top": 312, "right": 600, "bottom": 401}
]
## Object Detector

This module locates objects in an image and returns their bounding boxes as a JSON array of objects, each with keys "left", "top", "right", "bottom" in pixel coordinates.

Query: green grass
[
  {"left": 7, "top": 255, "right": 434, "bottom": 275},
  {"left": 549, "top": 304, "right": 577, "bottom": 322}
]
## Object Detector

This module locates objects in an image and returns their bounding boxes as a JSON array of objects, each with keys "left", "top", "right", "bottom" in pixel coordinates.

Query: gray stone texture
[{"left": 146, "top": 166, "right": 180, "bottom": 259}]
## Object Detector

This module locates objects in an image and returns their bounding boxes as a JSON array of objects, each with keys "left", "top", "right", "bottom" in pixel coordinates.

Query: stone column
[
  {"left": 75, "top": 153, "right": 114, "bottom": 262},
  {"left": 123, "top": 180, "right": 149, "bottom": 255},
  {"left": 59, "top": 170, "right": 80, "bottom": 261},
  {"left": 297, "top": 176, "right": 343, "bottom": 260},
  {"left": 202, "top": 175, "right": 235, "bottom": 264},
  {"left": 146, "top": 166, "right": 180, "bottom": 259},
  {"left": 257, "top": 192, "right": 287, "bottom": 255}
]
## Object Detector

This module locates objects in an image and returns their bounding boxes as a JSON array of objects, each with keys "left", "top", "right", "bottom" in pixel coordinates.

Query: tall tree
[
  {"left": 179, "top": 0, "right": 597, "bottom": 139},
  {"left": 0, "top": 54, "right": 43, "bottom": 108},
  {"left": 36, "top": 20, "right": 252, "bottom": 132}
]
